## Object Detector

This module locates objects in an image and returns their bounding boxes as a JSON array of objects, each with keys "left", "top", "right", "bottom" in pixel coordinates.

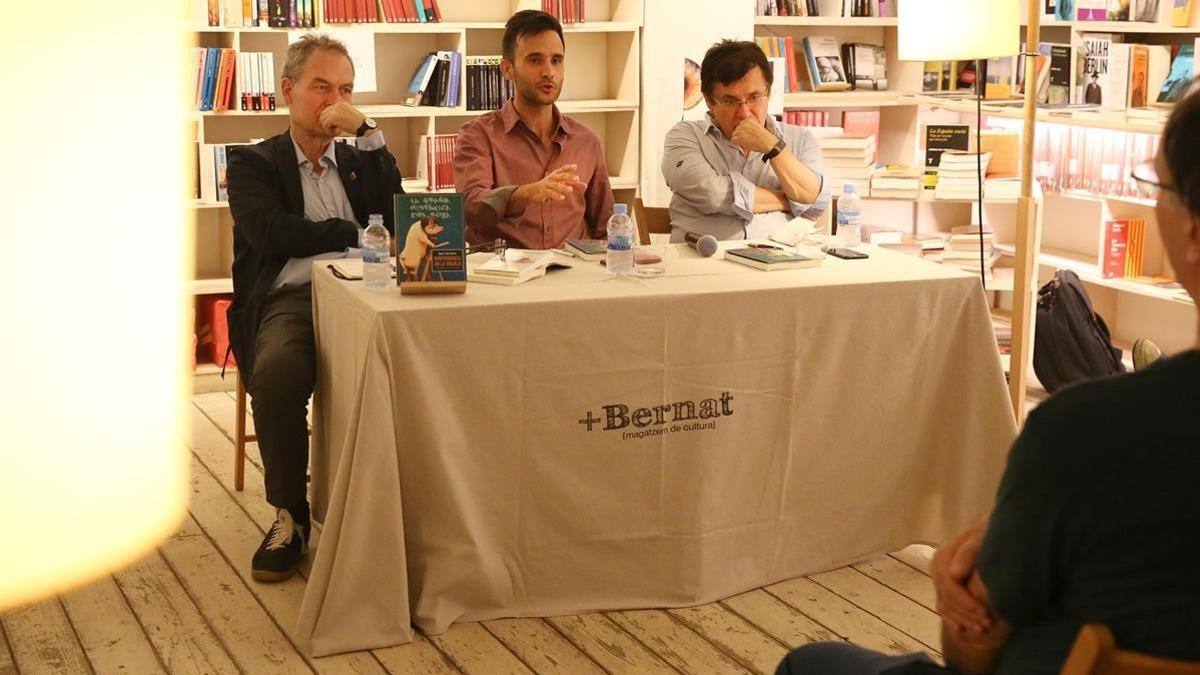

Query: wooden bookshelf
[{"left": 189, "top": 0, "right": 645, "bottom": 323}]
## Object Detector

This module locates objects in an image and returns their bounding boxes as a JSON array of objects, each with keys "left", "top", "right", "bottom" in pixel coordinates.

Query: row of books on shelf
[
  {"left": 782, "top": 110, "right": 830, "bottom": 126},
  {"left": 922, "top": 37, "right": 1196, "bottom": 112},
  {"left": 191, "top": 48, "right": 277, "bottom": 112},
  {"left": 801, "top": 36, "right": 887, "bottom": 92},
  {"left": 402, "top": 51, "right": 462, "bottom": 107},
  {"left": 465, "top": 57, "right": 516, "bottom": 111},
  {"left": 417, "top": 134, "right": 458, "bottom": 190},
  {"left": 324, "top": 0, "right": 443, "bottom": 23},
  {"left": 755, "top": 37, "right": 802, "bottom": 93},
  {"left": 204, "top": 0, "right": 316, "bottom": 27},
  {"left": 1027, "top": 118, "right": 1158, "bottom": 199},
  {"left": 195, "top": 133, "right": 457, "bottom": 202},
  {"left": 1047, "top": 0, "right": 1197, "bottom": 26},
  {"left": 755, "top": 0, "right": 896, "bottom": 17},
  {"left": 541, "top": 0, "right": 586, "bottom": 24}
]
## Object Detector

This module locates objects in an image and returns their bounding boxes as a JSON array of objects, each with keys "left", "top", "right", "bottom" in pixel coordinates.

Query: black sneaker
[{"left": 251, "top": 508, "right": 309, "bottom": 582}]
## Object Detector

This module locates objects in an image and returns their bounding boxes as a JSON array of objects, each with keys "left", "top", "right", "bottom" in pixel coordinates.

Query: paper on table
[{"left": 289, "top": 28, "right": 377, "bottom": 93}]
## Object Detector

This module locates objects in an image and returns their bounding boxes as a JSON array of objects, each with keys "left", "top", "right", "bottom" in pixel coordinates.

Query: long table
[{"left": 296, "top": 243, "right": 1017, "bottom": 656}]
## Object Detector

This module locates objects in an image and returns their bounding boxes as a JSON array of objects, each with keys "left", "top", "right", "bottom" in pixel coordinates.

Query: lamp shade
[
  {"left": 0, "top": 3, "right": 190, "bottom": 610},
  {"left": 898, "top": 0, "right": 1020, "bottom": 62}
]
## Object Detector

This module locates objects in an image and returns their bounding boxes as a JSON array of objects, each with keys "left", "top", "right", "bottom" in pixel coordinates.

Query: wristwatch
[
  {"left": 762, "top": 138, "right": 787, "bottom": 162},
  {"left": 355, "top": 117, "right": 378, "bottom": 137}
]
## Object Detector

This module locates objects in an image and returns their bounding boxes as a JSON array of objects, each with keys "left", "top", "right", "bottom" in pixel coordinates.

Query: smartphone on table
[{"left": 825, "top": 247, "right": 868, "bottom": 260}]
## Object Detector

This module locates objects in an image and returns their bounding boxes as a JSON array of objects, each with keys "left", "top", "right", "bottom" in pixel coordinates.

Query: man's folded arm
[
  {"left": 661, "top": 127, "right": 746, "bottom": 217},
  {"left": 227, "top": 146, "right": 359, "bottom": 258}
]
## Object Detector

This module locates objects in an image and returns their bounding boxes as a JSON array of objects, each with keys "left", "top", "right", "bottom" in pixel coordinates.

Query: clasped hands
[{"left": 931, "top": 518, "right": 1009, "bottom": 649}]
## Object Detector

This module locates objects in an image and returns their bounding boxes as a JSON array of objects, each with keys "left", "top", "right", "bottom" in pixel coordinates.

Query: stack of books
[
  {"left": 468, "top": 249, "right": 556, "bottom": 285},
  {"left": 939, "top": 225, "right": 1001, "bottom": 280},
  {"left": 818, "top": 134, "right": 876, "bottom": 196},
  {"left": 466, "top": 56, "right": 515, "bottom": 111},
  {"left": 935, "top": 151, "right": 991, "bottom": 201},
  {"left": 869, "top": 164, "right": 922, "bottom": 199}
]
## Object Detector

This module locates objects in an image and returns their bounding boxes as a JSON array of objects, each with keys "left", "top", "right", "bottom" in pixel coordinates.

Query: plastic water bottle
[
  {"left": 606, "top": 203, "right": 634, "bottom": 275},
  {"left": 837, "top": 183, "right": 863, "bottom": 248},
  {"left": 362, "top": 213, "right": 390, "bottom": 289}
]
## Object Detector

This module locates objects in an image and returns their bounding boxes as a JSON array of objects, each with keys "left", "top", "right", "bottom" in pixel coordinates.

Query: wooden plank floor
[{"left": 0, "top": 392, "right": 945, "bottom": 674}]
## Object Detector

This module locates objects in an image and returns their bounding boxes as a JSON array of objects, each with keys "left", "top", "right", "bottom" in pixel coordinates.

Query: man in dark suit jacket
[{"left": 226, "top": 33, "right": 402, "bottom": 582}]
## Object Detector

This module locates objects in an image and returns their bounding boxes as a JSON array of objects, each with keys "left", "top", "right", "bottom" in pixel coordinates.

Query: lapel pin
[{"left": 349, "top": 171, "right": 358, "bottom": 181}]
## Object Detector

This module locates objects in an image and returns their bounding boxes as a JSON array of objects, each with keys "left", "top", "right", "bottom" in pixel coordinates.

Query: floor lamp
[{"left": 898, "top": 0, "right": 1040, "bottom": 421}]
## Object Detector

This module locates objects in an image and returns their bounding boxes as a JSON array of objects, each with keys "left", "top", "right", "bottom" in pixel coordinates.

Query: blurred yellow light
[{"left": 0, "top": 3, "right": 191, "bottom": 610}]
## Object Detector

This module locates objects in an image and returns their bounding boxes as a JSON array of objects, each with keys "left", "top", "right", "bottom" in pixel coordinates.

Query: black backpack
[{"left": 1033, "top": 269, "right": 1126, "bottom": 393}]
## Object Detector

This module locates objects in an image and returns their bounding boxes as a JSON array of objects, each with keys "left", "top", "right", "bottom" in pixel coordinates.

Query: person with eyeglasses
[
  {"left": 662, "top": 40, "right": 829, "bottom": 242},
  {"left": 772, "top": 84, "right": 1200, "bottom": 675}
]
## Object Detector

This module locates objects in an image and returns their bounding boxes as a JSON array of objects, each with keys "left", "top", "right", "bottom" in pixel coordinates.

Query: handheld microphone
[{"left": 684, "top": 231, "right": 719, "bottom": 257}]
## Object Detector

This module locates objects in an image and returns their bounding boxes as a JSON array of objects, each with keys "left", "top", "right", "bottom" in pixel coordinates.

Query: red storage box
[{"left": 211, "top": 297, "right": 236, "bottom": 368}]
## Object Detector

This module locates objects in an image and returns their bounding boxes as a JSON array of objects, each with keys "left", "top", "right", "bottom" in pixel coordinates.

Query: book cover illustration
[
  {"left": 1157, "top": 44, "right": 1195, "bottom": 103},
  {"left": 1047, "top": 44, "right": 1074, "bottom": 104},
  {"left": 1057, "top": 0, "right": 1076, "bottom": 19},
  {"left": 1108, "top": 0, "right": 1131, "bottom": 19},
  {"left": 394, "top": 193, "right": 467, "bottom": 290},
  {"left": 1077, "top": 35, "right": 1110, "bottom": 105},
  {"left": 802, "top": 36, "right": 851, "bottom": 92}
]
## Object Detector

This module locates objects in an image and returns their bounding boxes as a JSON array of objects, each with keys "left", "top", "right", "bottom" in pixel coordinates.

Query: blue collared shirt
[
  {"left": 273, "top": 132, "right": 387, "bottom": 287},
  {"left": 661, "top": 114, "right": 829, "bottom": 241}
]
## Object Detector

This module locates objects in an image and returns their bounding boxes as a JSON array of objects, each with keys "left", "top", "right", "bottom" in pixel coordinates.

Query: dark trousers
[
  {"left": 776, "top": 642, "right": 951, "bottom": 675},
  {"left": 249, "top": 283, "right": 316, "bottom": 511}
]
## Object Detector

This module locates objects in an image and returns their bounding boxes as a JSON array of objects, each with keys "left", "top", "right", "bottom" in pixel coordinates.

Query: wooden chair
[
  {"left": 633, "top": 197, "right": 671, "bottom": 245},
  {"left": 234, "top": 372, "right": 255, "bottom": 491},
  {"left": 1060, "top": 624, "right": 1200, "bottom": 675}
]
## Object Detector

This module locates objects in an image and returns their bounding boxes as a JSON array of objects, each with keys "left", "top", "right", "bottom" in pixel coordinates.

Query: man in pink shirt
[{"left": 454, "top": 10, "right": 615, "bottom": 249}]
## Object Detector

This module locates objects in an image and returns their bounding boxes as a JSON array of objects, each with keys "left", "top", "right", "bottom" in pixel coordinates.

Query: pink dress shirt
[{"left": 454, "top": 100, "right": 615, "bottom": 249}]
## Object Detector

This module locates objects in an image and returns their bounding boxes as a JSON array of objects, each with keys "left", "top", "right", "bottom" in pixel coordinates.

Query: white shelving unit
[
  {"left": 757, "top": 3, "right": 1200, "bottom": 402},
  {"left": 190, "top": 0, "right": 645, "bottom": 352}
]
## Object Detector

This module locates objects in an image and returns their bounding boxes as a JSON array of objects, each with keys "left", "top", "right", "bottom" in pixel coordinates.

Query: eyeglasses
[
  {"left": 465, "top": 237, "right": 507, "bottom": 263},
  {"left": 712, "top": 92, "right": 769, "bottom": 110},
  {"left": 1130, "top": 160, "right": 1177, "bottom": 201}
]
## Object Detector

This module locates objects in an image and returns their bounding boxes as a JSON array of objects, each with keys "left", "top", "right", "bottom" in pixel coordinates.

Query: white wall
[{"left": 640, "top": 1, "right": 754, "bottom": 207}]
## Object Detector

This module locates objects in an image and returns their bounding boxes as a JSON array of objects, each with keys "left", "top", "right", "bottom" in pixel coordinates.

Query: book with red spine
[
  {"left": 1101, "top": 219, "right": 1129, "bottom": 278},
  {"left": 783, "top": 36, "right": 799, "bottom": 93},
  {"left": 428, "top": 0, "right": 442, "bottom": 21},
  {"left": 367, "top": 0, "right": 378, "bottom": 22}
]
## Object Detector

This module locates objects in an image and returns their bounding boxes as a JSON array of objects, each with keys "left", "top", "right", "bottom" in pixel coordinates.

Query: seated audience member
[
  {"left": 662, "top": 40, "right": 828, "bottom": 242},
  {"left": 454, "top": 10, "right": 614, "bottom": 249},
  {"left": 775, "top": 87, "right": 1200, "bottom": 675},
  {"left": 225, "top": 34, "right": 403, "bottom": 582}
]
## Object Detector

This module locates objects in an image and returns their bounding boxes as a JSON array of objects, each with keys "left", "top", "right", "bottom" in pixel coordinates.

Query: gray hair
[{"left": 282, "top": 33, "right": 354, "bottom": 81}]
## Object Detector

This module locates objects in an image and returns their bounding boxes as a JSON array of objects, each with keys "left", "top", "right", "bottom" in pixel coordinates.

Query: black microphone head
[{"left": 696, "top": 234, "right": 718, "bottom": 257}]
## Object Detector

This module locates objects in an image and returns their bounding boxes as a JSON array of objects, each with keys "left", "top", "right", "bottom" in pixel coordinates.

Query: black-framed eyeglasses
[
  {"left": 1130, "top": 161, "right": 1177, "bottom": 201},
  {"left": 465, "top": 238, "right": 507, "bottom": 265}
]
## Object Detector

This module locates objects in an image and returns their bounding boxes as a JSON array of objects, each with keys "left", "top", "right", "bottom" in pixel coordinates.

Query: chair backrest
[
  {"left": 633, "top": 197, "right": 672, "bottom": 245},
  {"left": 1060, "top": 624, "right": 1200, "bottom": 675}
]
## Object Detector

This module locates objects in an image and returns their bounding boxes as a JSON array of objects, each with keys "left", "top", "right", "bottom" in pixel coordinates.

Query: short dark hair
[
  {"left": 502, "top": 10, "right": 565, "bottom": 62},
  {"left": 700, "top": 40, "right": 773, "bottom": 99},
  {"left": 1163, "top": 81, "right": 1200, "bottom": 214}
]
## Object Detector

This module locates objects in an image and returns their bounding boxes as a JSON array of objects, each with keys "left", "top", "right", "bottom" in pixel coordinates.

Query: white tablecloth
[{"left": 296, "top": 244, "right": 1017, "bottom": 656}]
